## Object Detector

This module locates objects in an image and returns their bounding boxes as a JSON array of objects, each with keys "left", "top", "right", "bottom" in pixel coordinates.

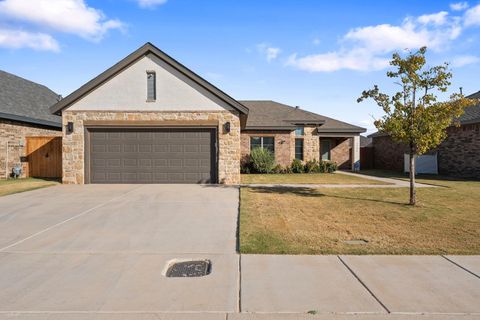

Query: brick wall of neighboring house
[
  {"left": 241, "top": 130, "right": 293, "bottom": 167},
  {"left": 324, "top": 137, "right": 351, "bottom": 169},
  {"left": 371, "top": 123, "right": 480, "bottom": 178},
  {"left": 62, "top": 110, "right": 241, "bottom": 185},
  {"left": 437, "top": 124, "right": 480, "bottom": 178},
  {"left": 371, "top": 135, "right": 408, "bottom": 172},
  {"left": 0, "top": 119, "right": 62, "bottom": 179}
]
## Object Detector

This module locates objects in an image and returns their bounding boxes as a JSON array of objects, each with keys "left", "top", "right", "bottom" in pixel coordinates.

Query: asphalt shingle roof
[
  {"left": 0, "top": 70, "right": 61, "bottom": 127},
  {"left": 460, "top": 91, "right": 480, "bottom": 124},
  {"left": 239, "top": 100, "right": 365, "bottom": 132}
]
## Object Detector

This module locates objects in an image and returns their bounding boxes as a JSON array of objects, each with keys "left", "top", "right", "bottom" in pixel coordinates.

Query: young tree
[{"left": 358, "top": 47, "right": 475, "bottom": 205}]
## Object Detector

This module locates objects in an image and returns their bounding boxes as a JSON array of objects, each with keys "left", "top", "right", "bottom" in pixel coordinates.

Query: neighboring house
[
  {"left": 50, "top": 43, "right": 365, "bottom": 185},
  {"left": 0, "top": 70, "right": 62, "bottom": 179},
  {"left": 369, "top": 91, "right": 480, "bottom": 178}
]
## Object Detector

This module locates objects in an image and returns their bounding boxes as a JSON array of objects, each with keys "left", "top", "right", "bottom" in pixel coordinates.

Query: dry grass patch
[
  {"left": 0, "top": 178, "right": 59, "bottom": 197},
  {"left": 241, "top": 173, "right": 389, "bottom": 185},
  {"left": 240, "top": 178, "right": 480, "bottom": 255}
]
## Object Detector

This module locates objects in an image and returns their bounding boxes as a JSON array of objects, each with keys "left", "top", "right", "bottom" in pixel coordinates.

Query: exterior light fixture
[
  {"left": 67, "top": 122, "right": 74, "bottom": 133},
  {"left": 223, "top": 122, "right": 231, "bottom": 134}
]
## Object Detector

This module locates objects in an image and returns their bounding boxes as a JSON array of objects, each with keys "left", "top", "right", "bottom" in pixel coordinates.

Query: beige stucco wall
[
  {"left": 62, "top": 111, "right": 240, "bottom": 185},
  {"left": 69, "top": 54, "right": 233, "bottom": 112}
]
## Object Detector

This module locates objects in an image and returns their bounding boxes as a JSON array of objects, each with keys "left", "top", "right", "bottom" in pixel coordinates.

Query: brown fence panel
[
  {"left": 360, "top": 147, "right": 374, "bottom": 170},
  {"left": 26, "top": 137, "right": 62, "bottom": 178}
]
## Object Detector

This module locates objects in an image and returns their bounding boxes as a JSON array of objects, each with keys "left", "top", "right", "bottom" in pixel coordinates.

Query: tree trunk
[{"left": 409, "top": 152, "right": 416, "bottom": 205}]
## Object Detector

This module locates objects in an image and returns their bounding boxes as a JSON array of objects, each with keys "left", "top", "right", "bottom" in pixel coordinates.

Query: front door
[{"left": 320, "top": 140, "right": 331, "bottom": 161}]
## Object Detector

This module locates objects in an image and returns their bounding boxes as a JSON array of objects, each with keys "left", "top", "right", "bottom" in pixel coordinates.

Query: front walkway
[{"left": 242, "top": 171, "right": 435, "bottom": 188}]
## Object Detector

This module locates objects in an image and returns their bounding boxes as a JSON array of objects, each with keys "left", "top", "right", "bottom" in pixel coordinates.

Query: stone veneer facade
[
  {"left": 241, "top": 130, "right": 295, "bottom": 167},
  {"left": 0, "top": 119, "right": 61, "bottom": 179},
  {"left": 62, "top": 110, "right": 241, "bottom": 185},
  {"left": 371, "top": 123, "right": 480, "bottom": 178},
  {"left": 240, "top": 127, "right": 357, "bottom": 168}
]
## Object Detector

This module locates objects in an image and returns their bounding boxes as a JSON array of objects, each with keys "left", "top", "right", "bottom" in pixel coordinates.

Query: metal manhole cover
[{"left": 166, "top": 260, "right": 211, "bottom": 277}]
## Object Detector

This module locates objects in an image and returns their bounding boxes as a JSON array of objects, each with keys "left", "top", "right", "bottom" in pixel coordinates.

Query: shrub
[
  {"left": 290, "top": 158, "right": 304, "bottom": 173},
  {"left": 272, "top": 164, "right": 284, "bottom": 174},
  {"left": 241, "top": 162, "right": 251, "bottom": 174},
  {"left": 305, "top": 159, "right": 320, "bottom": 173},
  {"left": 250, "top": 147, "right": 275, "bottom": 173},
  {"left": 326, "top": 161, "right": 338, "bottom": 173}
]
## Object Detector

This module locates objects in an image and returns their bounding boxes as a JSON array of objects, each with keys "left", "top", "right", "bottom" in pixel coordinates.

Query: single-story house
[
  {"left": 0, "top": 70, "right": 62, "bottom": 179},
  {"left": 369, "top": 90, "right": 480, "bottom": 179},
  {"left": 50, "top": 42, "right": 365, "bottom": 184}
]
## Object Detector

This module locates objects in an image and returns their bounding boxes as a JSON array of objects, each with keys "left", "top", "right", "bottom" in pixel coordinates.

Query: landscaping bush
[
  {"left": 304, "top": 159, "right": 320, "bottom": 173},
  {"left": 325, "top": 161, "right": 338, "bottom": 173},
  {"left": 272, "top": 164, "right": 284, "bottom": 174},
  {"left": 250, "top": 147, "right": 275, "bottom": 173},
  {"left": 290, "top": 159, "right": 304, "bottom": 173}
]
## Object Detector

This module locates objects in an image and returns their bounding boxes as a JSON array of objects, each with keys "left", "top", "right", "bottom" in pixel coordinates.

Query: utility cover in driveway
[
  {"left": 166, "top": 260, "right": 211, "bottom": 277},
  {"left": 88, "top": 128, "right": 216, "bottom": 184}
]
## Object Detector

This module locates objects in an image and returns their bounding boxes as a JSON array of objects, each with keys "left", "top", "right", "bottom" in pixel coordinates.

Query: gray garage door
[{"left": 88, "top": 128, "right": 216, "bottom": 184}]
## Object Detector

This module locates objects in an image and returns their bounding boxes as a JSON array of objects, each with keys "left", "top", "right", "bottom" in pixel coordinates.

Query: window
[
  {"left": 295, "top": 127, "right": 304, "bottom": 136},
  {"left": 321, "top": 140, "right": 331, "bottom": 160},
  {"left": 295, "top": 139, "right": 304, "bottom": 160},
  {"left": 147, "top": 71, "right": 156, "bottom": 101},
  {"left": 250, "top": 137, "right": 274, "bottom": 154}
]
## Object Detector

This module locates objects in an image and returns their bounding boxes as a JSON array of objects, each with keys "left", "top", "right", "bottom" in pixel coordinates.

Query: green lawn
[
  {"left": 240, "top": 174, "right": 480, "bottom": 255},
  {"left": 241, "top": 173, "right": 391, "bottom": 185},
  {"left": 0, "top": 178, "right": 59, "bottom": 197}
]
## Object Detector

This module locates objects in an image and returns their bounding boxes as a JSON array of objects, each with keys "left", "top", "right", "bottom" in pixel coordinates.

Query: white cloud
[
  {"left": 136, "top": 0, "right": 167, "bottom": 8},
  {"left": 451, "top": 54, "right": 480, "bottom": 67},
  {"left": 0, "top": 28, "right": 59, "bottom": 51},
  {"left": 417, "top": 11, "right": 449, "bottom": 25},
  {"left": 257, "top": 43, "right": 281, "bottom": 62},
  {"left": 312, "top": 37, "right": 321, "bottom": 45},
  {"left": 288, "top": 9, "right": 465, "bottom": 73},
  {"left": 464, "top": 4, "right": 480, "bottom": 26},
  {"left": 0, "top": 0, "right": 124, "bottom": 41},
  {"left": 287, "top": 49, "right": 389, "bottom": 72},
  {"left": 450, "top": 2, "right": 469, "bottom": 11}
]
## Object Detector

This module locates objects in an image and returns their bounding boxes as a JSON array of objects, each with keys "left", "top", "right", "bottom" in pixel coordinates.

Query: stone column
[{"left": 351, "top": 135, "right": 360, "bottom": 171}]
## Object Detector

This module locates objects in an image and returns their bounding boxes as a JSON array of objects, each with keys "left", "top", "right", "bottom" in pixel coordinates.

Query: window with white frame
[{"left": 250, "top": 136, "right": 275, "bottom": 154}]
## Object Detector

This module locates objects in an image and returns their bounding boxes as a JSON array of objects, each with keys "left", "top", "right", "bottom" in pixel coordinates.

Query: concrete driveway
[{"left": 0, "top": 184, "right": 239, "bottom": 314}]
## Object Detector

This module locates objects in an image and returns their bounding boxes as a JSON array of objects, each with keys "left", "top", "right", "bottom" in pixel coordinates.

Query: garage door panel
[{"left": 89, "top": 128, "right": 216, "bottom": 184}]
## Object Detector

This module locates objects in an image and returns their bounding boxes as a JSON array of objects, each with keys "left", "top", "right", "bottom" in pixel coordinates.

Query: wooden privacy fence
[{"left": 26, "top": 137, "right": 62, "bottom": 178}]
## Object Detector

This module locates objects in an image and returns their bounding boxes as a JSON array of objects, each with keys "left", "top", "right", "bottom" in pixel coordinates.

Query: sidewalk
[
  {"left": 241, "top": 171, "right": 435, "bottom": 189},
  {"left": 240, "top": 255, "right": 480, "bottom": 315}
]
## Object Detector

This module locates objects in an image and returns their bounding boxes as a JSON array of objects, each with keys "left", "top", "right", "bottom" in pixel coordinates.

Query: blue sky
[{"left": 1, "top": 0, "right": 479, "bottom": 134}]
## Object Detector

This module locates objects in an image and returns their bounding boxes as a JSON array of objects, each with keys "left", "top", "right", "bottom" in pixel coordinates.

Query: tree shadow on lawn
[{"left": 248, "top": 186, "right": 409, "bottom": 206}]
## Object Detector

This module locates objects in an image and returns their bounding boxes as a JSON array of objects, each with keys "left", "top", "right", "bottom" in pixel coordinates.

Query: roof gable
[{"left": 50, "top": 43, "right": 249, "bottom": 115}]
